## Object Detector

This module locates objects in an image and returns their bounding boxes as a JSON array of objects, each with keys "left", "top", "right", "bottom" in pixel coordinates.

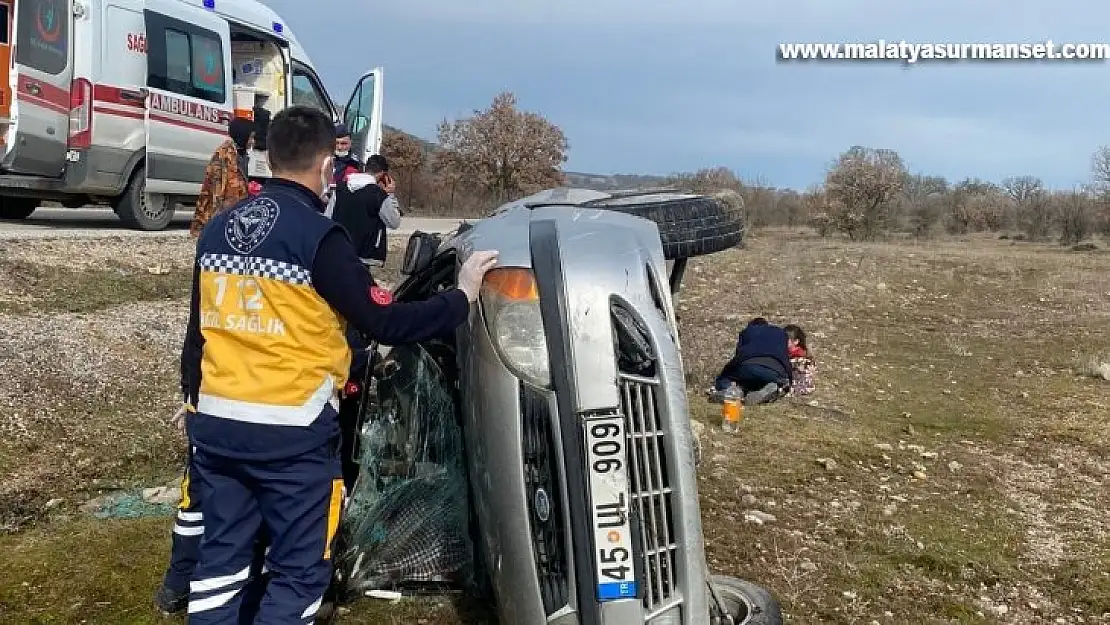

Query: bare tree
[
  {"left": 824, "top": 146, "right": 906, "bottom": 240},
  {"left": 381, "top": 129, "right": 427, "bottom": 208},
  {"left": 1003, "top": 175, "right": 1044, "bottom": 205},
  {"left": 969, "top": 190, "right": 1007, "bottom": 231},
  {"left": 1087, "top": 148, "right": 1110, "bottom": 237},
  {"left": 436, "top": 92, "right": 568, "bottom": 202},
  {"left": 670, "top": 166, "right": 744, "bottom": 194},
  {"left": 1091, "top": 146, "right": 1110, "bottom": 196},
  {"left": 942, "top": 178, "right": 1001, "bottom": 234},
  {"left": 742, "top": 175, "right": 775, "bottom": 229},
  {"left": 801, "top": 185, "right": 834, "bottom": 237},
  {"left": 777, "top": 189, "right": 805, "bottom": 228},
  {"left": 901, "top": 173, "right": 948, "bottom": 237},
  {"left": 1002, "top": 175, "right": 1053, "bottom": 240},
  {"left": 1057, "top": 189, "right": 1095, "bottom": 246}
]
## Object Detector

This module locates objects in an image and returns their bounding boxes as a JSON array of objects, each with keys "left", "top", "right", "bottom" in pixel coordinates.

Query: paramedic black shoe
[{"left": 153, "top": 584, "right": 188, "bottom": 615}]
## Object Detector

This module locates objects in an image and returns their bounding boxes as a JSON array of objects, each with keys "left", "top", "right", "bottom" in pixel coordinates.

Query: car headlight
[{"left": 479, "top": 267, "right": 550, "bottom": 387}]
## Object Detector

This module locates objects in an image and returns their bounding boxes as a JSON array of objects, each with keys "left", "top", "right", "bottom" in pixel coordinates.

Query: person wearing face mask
[
  {"left": 178, "top": 105, "right": 499, "bottom": 624},
  {"left": 332, "top": 123, "right": 363, "bottom": 185}
]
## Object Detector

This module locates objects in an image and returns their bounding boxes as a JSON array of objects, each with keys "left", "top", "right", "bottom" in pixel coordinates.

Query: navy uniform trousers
[
  {"left": 161, "top": 445, "right": 269, "bottom": 622},
  {"left": 186, "top": 436, "right": 344, "bottom": 624},
  {"left": 162, "top": 445, "right": 204, "bottom": 594}
]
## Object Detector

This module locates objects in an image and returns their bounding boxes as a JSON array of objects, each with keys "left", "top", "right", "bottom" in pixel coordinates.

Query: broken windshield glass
[{"left": 335, "top": 343, "right": 476, "bottom": 594}]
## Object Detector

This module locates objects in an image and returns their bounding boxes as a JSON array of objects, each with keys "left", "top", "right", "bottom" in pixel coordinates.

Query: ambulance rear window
[
  {"left": 146, "top": 12, "right": 226, "bottom": 105},
  {"left": 164, "top": 30, "right": 191, "bottom": 84},
  {"left": 15, "top": 0, "right": 69, "bottom": 75},
  {"left": 190, "top": 32, "right": 224, "bottom": 99}
]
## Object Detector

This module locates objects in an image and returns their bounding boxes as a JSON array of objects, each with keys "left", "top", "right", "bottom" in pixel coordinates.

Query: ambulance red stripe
[
  {"left": 90, "top": 83, "right": 232, "bottom": 135},
  {"left": 15, "top": 77, "right": 70, "bottom": 115},
  {"left": 92, "top": 105, "right": 145, "bottom": 120},
  {"left": 93, "top": 84, "right": 147, "bottom": 110},
  {"left": 148, "top": 112, "right": 229, "bottom": 136}
]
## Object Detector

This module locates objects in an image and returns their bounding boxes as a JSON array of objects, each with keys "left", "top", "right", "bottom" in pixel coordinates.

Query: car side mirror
[{"left": 401, "top": 231, "right": 442, "bottom": 276}]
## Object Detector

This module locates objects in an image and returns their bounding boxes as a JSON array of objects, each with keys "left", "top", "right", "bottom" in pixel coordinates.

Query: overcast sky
[{"left": 261, "top": 0, "right": 1110, "bottom": 189}]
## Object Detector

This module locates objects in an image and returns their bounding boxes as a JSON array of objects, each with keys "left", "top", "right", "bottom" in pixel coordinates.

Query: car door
[
  {"left": 5, "top": 0, "right": 74, "bottom": 176},
  {"left": 142, "top": 0, "right": 231, "bottom": 196},
  {"left": 341, "top": 68, "right": 384, "bottom": 163}
]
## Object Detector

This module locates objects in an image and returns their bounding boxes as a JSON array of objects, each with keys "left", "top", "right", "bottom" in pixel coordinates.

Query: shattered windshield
[{"left": 335, "top": 343, "right": 476, "bottom": 593}]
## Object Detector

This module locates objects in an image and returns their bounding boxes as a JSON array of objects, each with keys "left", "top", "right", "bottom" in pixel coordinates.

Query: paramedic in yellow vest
[{"left": 179, "top": 105, "right": 498, "bottom": 624}]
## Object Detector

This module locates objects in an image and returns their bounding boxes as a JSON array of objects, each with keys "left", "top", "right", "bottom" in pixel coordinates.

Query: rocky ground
[{"left": 0, "top": 230, "right": 1107, "bottom": 624}]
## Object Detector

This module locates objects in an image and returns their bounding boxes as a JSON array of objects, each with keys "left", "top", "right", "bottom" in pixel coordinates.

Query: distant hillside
[
  {"left": 383, "top": 124, "right": 437, "bottom": 153},
  {"left": 383, "top": 125, "right": 670, "bottom": 191},
  {"left": 563, "top": 171, "right": 671, "bottom": 191}
]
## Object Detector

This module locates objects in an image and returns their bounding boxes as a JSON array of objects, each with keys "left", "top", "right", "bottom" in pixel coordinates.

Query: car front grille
[
  {"left": 521, "top": 383, "right": 569, "bottom": 616},
  {"left": 619, "top": 374, "right": 679, "bottom": 617}
]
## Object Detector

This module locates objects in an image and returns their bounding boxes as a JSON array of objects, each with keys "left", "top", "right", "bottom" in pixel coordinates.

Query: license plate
[{"left": 584, "top": 414, "right": 638, "bottom": 602}]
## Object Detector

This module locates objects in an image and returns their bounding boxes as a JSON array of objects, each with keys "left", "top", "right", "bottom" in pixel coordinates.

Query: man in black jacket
[
  {"left": 713, "top": 317, "right": 792, "bottom": 405},
  {"left": 332, "top": 154, "right": 402, "bottom": 267}
]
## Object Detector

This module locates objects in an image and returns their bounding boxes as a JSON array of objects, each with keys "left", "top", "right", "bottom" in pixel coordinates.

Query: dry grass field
[{"left": 0, "top": 229, "right": 1107, "bottom": 624}]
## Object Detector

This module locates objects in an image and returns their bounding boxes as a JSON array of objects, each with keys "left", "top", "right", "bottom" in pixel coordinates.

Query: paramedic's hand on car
[{"left": 458, "top": 250, "right": 499, "bottom": 302}]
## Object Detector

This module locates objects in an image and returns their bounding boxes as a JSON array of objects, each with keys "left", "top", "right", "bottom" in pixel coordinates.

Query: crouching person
[
  {"left": 178, "top": 105, "right": 499, "bottom": 624},
  {"left": 714, "top": 317, "right": 793, "bottom": 405}
]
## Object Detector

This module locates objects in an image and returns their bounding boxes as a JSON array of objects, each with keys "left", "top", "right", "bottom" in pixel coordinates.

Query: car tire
[
  {"left": 115, "top": 167, "right": 174, "bottom": 231},
  {"left": 0, "top": 197, "right": 39, "bottom": 220},
  {"left": 583, "top": 191, "right": 745, "bottom": 260},
  {"left": 709, "top": 575, "right": 783, "bottom": 625}
]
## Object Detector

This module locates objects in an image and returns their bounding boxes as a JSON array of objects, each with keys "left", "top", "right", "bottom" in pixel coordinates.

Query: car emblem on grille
[{"left": 534, "top": 488, "right": 551, "bottom": 522}]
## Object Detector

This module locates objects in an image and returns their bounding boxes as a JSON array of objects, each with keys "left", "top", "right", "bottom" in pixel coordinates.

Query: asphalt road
[{"left": 0, "top": 207, "right": 465, "bottom": 240}]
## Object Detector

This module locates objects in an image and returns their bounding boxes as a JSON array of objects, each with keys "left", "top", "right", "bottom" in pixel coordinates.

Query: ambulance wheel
[
  {"left": 0, "top": 197, "right": 38, "bottom": 220},
  {"left": 116, "top": 167, "right": 174, "bottom": 231}
]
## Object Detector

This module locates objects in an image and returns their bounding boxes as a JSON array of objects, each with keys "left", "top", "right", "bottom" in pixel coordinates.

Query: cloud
[{"left": 261, "top": 0, "right": 1110, "bottom": 188}]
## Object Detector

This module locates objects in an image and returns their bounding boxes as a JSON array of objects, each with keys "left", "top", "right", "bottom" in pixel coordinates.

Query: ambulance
[{"left": 0, "top": 0, "right": 383, "bottom": 230}]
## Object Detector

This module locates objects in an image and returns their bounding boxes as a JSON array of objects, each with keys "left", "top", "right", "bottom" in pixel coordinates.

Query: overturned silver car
[{"left": 325, "top": 188, "right": 780, "bottom": 624}]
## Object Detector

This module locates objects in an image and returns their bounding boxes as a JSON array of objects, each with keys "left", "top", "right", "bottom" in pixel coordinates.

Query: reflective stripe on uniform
[
  {"left": 191, "top": 564, "right": 252, "bottom": 594},
  {"left": 174, "top": 507, "right": 204, "bottom": 537},
  {"left": 179, "top": 469, "right": 192, "bottom": 510},
  {"left": 188, "top": 588, "right": 240, "bottom": 614},
  {"left": 301, "top": 596, "right": 323, "bottom": 619},
  {"left": 173, "top": 524, "right": 205, "bottom": 537},
  {"left": 322, "top": 478, "right": 344, "bottom": 560},
  {"left": 197, "top": 378, "right": 340, "bottom": 427}
]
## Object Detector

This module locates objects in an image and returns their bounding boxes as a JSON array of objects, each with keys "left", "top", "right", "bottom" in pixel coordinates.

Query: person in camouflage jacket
[{"left": 189, "top": 117, "right": 256, "bottom": 237}]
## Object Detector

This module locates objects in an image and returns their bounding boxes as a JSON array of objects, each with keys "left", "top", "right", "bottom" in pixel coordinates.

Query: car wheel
[
  {"left": 115, "top": 167, "right": 174, "bottom": 231},
  {"left": 582, "top": 192, "right": 745, "bottom": 260},
  {"left": 0, "top": 197, "right": 39, "bottom": 220},
  {"left": 709, "top": 575, "right": 783, "bottom": 625}
]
